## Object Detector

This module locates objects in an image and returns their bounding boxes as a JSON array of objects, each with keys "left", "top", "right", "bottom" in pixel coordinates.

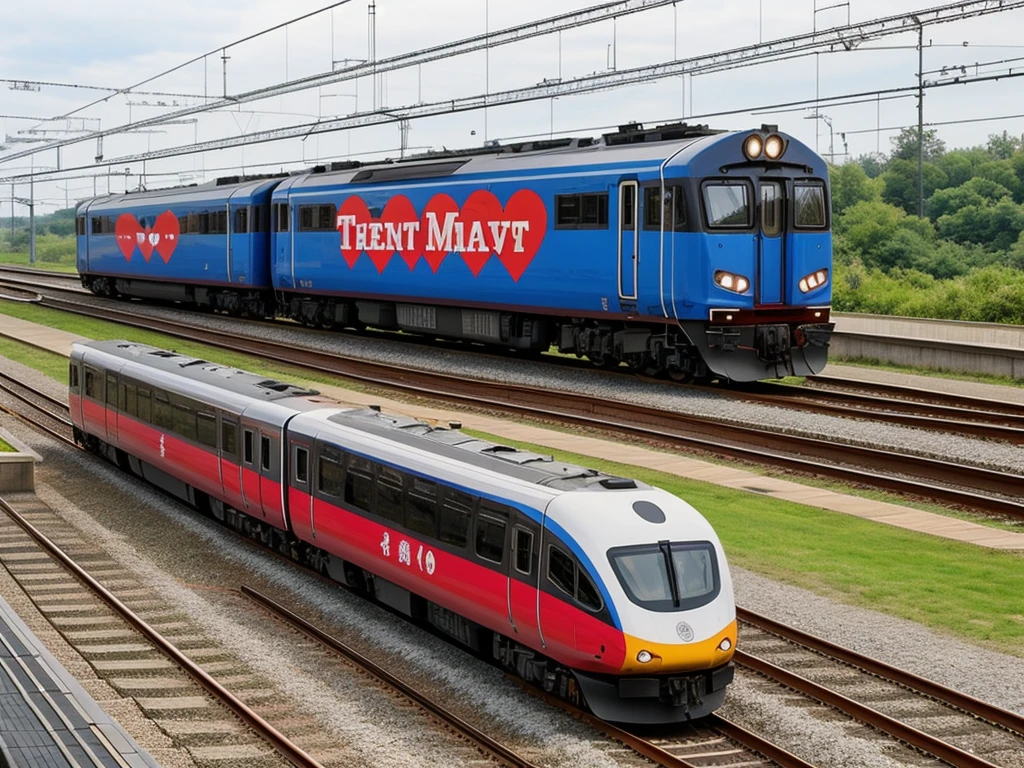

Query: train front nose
[{"left": 620, "top": 620, "right": 736, "bottom": 674}]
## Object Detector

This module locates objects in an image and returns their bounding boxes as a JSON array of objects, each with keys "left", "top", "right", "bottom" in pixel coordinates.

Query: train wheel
[{"left": 668, "top": 365, "right": 694, "bottom": 383}]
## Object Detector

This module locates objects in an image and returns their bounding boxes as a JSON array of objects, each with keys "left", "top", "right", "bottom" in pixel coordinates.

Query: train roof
[
  {"left": 322, "top": 406, "right": 648, "bottom": 493},
  {"left": 79, "top": 174, "right": 284, "bottom": 213},
  {"left": 77, "top": 340, "right": 320, "bottom": 402}
]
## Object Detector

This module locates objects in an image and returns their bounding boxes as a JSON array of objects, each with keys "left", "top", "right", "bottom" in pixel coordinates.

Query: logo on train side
[
  {"left": 335, "top": 190, "right": 547, "bottom": 282},
  {"left": 114, "top": 211, "right": 180, "bottom": 264}
]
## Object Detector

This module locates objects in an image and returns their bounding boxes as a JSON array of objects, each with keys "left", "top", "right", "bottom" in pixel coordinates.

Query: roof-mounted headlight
[
  {"left": 743, "top": 134, "right": 764, "bottom": 161},
  {"left": 764, "top": 134, "right": 786, "bottom": 160}
]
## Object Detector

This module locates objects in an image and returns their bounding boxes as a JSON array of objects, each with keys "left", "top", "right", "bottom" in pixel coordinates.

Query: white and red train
[{"left": 68, "top": 339, "right": 736, "bottom": 723}]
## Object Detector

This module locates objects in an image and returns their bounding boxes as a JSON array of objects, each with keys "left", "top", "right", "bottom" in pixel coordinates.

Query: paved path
[
  {"left": 2, "top": 315, "right": 1022, "bottom": 550},
  {"left": 822, "top": 362, "right": 1024, "bottom": 406}
]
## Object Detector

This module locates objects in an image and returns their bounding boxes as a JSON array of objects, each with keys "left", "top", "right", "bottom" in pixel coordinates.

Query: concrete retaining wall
[{"left": 0, "top": 428, "right": 38, "bottom": 492}]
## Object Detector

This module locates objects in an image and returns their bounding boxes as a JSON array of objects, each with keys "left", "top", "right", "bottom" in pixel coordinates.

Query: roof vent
[
  {"left": 369, "top": 404, "right": 381, "bottom": 412},
  {"left": 448, "top": 421, "right": 462, "bottom": 430},
  {"left": 600, "top": 477, "right": 637, "bottom": 490}
]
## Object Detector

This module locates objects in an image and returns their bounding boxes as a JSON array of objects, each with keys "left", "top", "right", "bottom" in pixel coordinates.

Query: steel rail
[
  {"left": 24, "top": 293, "right": 1024, "bottom": 520},
  {"left": 737, "top": 608, "right": 1024, "bottom": 738},
  {"left": 240, "top": 586, "right": 543, "bottom": 768},
  {"left": 734, "top": 650, "right": 1002, "bottom": 768},
  {"left": 0, "top": 498, "right": 324, "bottom": 768}
]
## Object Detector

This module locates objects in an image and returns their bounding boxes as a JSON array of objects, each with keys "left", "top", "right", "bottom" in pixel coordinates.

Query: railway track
[
  {"left": 6, "top": 372, "right": 1024, "bottom": 767},
  {"left": 4, "top": 283, "right": 1022, "bottom": 521},
  {"left": 3, "top": 268, "right": 1024, "bottom": 441}
]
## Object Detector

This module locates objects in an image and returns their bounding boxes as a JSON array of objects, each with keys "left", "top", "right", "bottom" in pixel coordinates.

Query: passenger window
[
  {"left": 84, "top": 369, "right": 97, "bottom": 399},
  {"left": 621, "top": 184, "right": 636, "bottom": 231},
  {"left": 137, "top": 388, "right": 151, "bottom": 423},
  {"left": 123, "top": 383, "right": 137, "bottom": 417},
  {"left": 153, "top": 394, "right": 174, "bottom": 431},
  {"left": 295, "top": 447, "right": 309, "bottom": 484},
  {"left": 106, "top": 377, "right": 118, "bottom": 407},
  {"left": 644, "top": 186, "right": 686, "bottom": 231},
  {"left": 275, "top": 203, "right": 290, "bottom": 232},
  {"left": 514, "top": 529, "right": 534, "bottom": 575},
  {"left": 261, "top": 436, "right": 271, "bottom": 471},
  {"left": 244, "top": 430, "right": 254, "bottom": 464},
  {"left": 376, "top": 465, "right": 405, "bottom": 524},
  {"left": 548, "top": 547, "right": 575, "bottom": 597},
  {"left": 319, "top": 451, "right": 344, "bottom": 497},
  {"left": 577, "top": 568, "right": 602, "bottom": 611},
  {"left": 197, "top": 414, "right": 217, "bottom": 449},
  {"left": 475, "top": 514, "right": 506, "bottom": 564},
  {"left": 344, "top": 456, "right": 375, "bottom": 512},
  {"left": 555, "top": 195, "right": 580, "bottom": 228},
  {"left": 439, "top": 489, "right": 472, "bottom": 548},
  {"left": 407, "top": 477, "right": 438, "bottom": 538},
  {"left": 222, "top": 420, "right": 238, "bottom": 458},
  {"left": 234, "top": 208, "right": 249, "bottom": 234}
]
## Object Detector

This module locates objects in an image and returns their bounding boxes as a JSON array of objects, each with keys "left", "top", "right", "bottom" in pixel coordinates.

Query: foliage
[{"left": 890, "top": 127, "right": 946, "bottom": 163}]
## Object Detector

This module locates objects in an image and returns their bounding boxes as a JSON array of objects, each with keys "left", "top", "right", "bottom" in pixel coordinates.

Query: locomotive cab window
[
  {"left": 703, "top": 181, "right": 752, "bottom": 229},
  {"left": 548, "top": 547, "right": 575, "bottom": 596},
  {"left": 793, "top": 181, "right": 828, "bottom": 229},
  {"left": 608, "top": 541, "right": 720, "bottom": 612}
]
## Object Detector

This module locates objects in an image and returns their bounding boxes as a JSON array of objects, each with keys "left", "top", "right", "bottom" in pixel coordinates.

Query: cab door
[
  {"left": 219, "top": 415, "right": 244, "bottom": 510},
  {"left": 758, "top": 181, "right": 784, "bottom": 304},
  {"left": 508, "top": 516, "right": 542, "bottom": 650},
  {"left": 617, "top": 180, "right": 639, "bottom": 302}
]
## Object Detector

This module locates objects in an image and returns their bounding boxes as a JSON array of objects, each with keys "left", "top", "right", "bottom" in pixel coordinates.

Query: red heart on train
[
  {"left": 418, "top": 194, "right": 459, "bottom": 273},
  {"left": 456, "top": 190, "right": 501, "bottom": 277},
  {"left": 496, "top": 189, "right": 547, "bottom": 282},
  {"left": 137, "top": 228, "right": 156, "bottom": 261},
  {"left": 384, "top": 195, "right": 421, "bottom": 270},
  {"left": 153, "top": 211, "right": 180, "bottom": 263},
  {"left": 114, "top": 213, "right": 141, "bottom": 261},
  {"left": 337, "top": 196, "right": 371, "bottom": 268}
]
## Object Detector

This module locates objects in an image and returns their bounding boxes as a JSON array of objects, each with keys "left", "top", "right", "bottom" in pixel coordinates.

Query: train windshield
[{"left": 608, "top": 541, "right": 720, "bottom": 613}]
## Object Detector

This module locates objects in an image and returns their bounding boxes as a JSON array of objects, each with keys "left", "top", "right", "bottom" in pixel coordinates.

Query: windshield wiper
[{"left": 659, "top": 540, "right": 681, "bottom": 608}]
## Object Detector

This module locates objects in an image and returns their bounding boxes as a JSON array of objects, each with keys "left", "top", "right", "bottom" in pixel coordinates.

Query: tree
[
  {"left": 881, "top": 158, "right": 948, "bottom": 215},
  {"left": 975, "top": 160, "right": 1021, "bottom": 199},
  {"left": 890, "top": 127, "right": 946, "bottom": 163},
  {"left": 926, "top": 177, "right": 1013, "bottom": 220},
  {"left": 987, "top": 131, "right": 1023, "bottom": 160},
  {"left": 852, "top": 152, "right": 888, "bottom": 178},
  {"left": 828, "top": 162, "right": 881, "bottom": 216},
  {"left": 937, "top": 197, "right": 1024, "bottom": 252}
]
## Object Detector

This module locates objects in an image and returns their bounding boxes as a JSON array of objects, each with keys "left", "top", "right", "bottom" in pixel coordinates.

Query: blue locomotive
[{"left": 76, "top": 122, "right": 834, "bottom": 381}]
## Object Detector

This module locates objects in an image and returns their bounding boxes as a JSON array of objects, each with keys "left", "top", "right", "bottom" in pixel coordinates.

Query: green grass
[
  {"left": 0, "top": 251, "right": 79, "bottom": 273},
  {"left": 466, "top": 428, "right": 1024, "bottom": 656},
  {"left": 3, "top": 297, "right": 1024, "bottom": 653},
  {"left": 832, "top": 355, "right": 1024, "bottom": 389}
]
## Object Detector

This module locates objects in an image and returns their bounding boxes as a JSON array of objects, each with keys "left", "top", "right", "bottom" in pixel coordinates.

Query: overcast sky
[{"left": 4, "top": 0, "right": 1024, "bottom": 213}]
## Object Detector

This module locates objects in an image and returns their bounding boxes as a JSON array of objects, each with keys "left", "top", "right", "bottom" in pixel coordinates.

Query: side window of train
[
  {"left": 643, "top": 186, "right": 686, "bottom": 231},
  {"left": 197, "top": 413, "right": 218, "bottom": 449},
  {"left": 621, "top": 184, "right": 636, "bottom": 231},
  {"left": 376, "top": 464, "right": 405, "bottom": 525},
  {"left": 106, "top": 375, "right": 118, "bottom": 408},
  {"left": 703, "top": 181, "right": 753, "bottom": 229},
  {"left": 294, "top": 446, "right": 309, "bottom": 485},
  {"left": 475, "top": 502, "right": 509, "bottom": 564},
  {"left": 555, "top": 193, "right": 608, "bottom": 229},
  {"left": 344, "top": 456, "right": 375, "bottom": 513},
  {"left": 243, "top": 430, "right": 255, "bottom": 465},
  {"left": 122, "top": 381, "right": 137, "bottom": 418},
  {"left": 84, "top": 368, "right": 97, "bottom": 399},
  {"left": 260, "top": 436, "right": 272, "bottom": 472},
  {"left": 137, "top": 387, "right": 151, "bottom": 423},
  {"left": 318, "top": 447, "right": 344, "bottom": 497},
  {"left": 547, "top": 546, "right": 603, "bottom": 612},
  {"left": 439, "top": 488, "right": 473, "bottom": 549},
  {"left": 76, "top": 217, "right": 86, "bottom": 236},
  {"left": 514, "top": 528, "right": 534, "bottom": 576},
  {"left": 407, "top": 477, "right": 439, "bottom": 538},
  {"left": 234, "top": 208, "right": 249, "bottom": 234},
  {"left": 68, "top": 363, "right": 79, "bottom": 391},
  {"left": 221, "top": 419, "right": 238, "bottom": 460},
  {"left": 274, "top": 203, "right": 290, "bottom": 232},
  {"left": 153, "top": 392, "right": 174, "bottom": 431}
]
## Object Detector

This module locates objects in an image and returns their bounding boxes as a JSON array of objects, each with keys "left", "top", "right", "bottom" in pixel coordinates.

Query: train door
[
  {"left": 219, "top": 415, "right": 244, "bottom": 510},
  {"left": 617, "top": 180, "right": 639, "bottom": 301},
  {"left": 273, "top": 200, "right": 291, "bottom": 289},
  {"left": 228, "top": 192, "right": 249, "bottom": 285},
  {"left": 104, "top": 371, "right": 119, "bottom": 444},
  {"left": 240, "top": 422, "right": 264, "bottom": 516},
  {"left": 757, "top": 181, "right": 784, "bottom": 304},
  {"left": 507, "top": 515, "right": 542, "bottom": 650}
]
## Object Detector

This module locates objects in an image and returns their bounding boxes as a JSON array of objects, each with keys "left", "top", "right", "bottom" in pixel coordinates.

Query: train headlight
[
  {"left": 636, "top": 650, "right": 653, "bottom": 664},
  {"left": 718, "top": 638, "right": 733, "bottom": 652},
  {"left": 743, "top": 134, "right": 764, "bottom": 160},
  {"left": 798, "top": 268, "right": 829, "bottom": 293},
  {"left": 764, "top": 134, "right": 786, "bottom": 160},
  {"left": 714, "top": 270, "right": 750, "bottom": 294}
]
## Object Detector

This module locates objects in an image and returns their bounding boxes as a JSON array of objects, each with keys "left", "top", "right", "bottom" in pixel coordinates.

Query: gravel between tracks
[
  {"left": 4, "top": 353, "right": 1024, "bottom": 768},
  {"left": 53, "top": 292, "right": 1024, "bottom": 474}
]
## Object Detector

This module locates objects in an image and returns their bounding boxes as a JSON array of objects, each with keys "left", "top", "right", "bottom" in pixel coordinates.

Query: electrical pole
[
  {"left": 917, "top": 22, "right": 925, "bottom": 218},
  {"left": 29, "top": 174, "right": 35, "bottom": 266}
]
